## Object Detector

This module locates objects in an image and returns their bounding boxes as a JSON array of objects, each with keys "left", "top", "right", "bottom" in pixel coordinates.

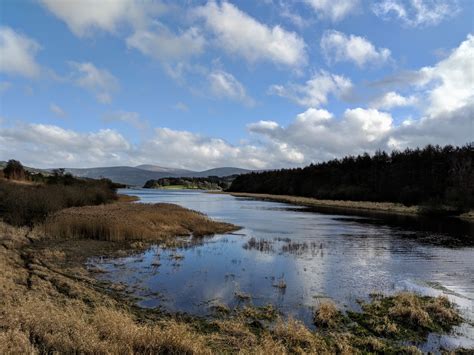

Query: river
[{"left": 89, "top": 188, "right": 474, "bottom": 351}]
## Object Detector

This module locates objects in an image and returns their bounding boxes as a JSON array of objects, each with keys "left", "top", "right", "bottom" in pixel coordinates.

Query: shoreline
[{"left": 220, "top": 192, "right": 474, "bottom": 222}]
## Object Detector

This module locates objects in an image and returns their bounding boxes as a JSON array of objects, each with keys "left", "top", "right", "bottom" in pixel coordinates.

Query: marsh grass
[
  {"left": 314, "top": 300, "right": 341, "bottom": 328},
  {"left": 37, "top": 203, "right": 238, "bottom": 242},
  {"left": 242, "top": 237, "right": 274, "bottom": 252},
  {"left": 347, "top": 292, "right": 463, "bottom": 340}
]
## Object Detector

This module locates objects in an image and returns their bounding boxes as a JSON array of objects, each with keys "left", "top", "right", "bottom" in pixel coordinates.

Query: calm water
[{"left": 90, "top": 188, "right": 474, "bottom": 350}]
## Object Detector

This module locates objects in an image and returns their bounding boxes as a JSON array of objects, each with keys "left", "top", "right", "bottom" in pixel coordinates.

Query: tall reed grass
[{"left": 38, "top": 202, "right": 238, "bottom": 241}]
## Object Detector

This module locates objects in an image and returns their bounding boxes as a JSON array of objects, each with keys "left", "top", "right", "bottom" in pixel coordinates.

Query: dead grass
[
  {"left": 36, "top": 203, "right": 238, "bottom": 242},
  {"left": 314, "top": 300, "right": 340, "bottom": 328},
  {"left": 116, "top": 194, "right": 140, "bottom": 203},
  {"left": 349, "top": 292, "right": 463, "bottom": 341}
]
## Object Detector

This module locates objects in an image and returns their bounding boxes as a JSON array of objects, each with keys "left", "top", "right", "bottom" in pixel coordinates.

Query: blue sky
[{"left": 0, "top": 0, "right": 473, "bottom": 169}]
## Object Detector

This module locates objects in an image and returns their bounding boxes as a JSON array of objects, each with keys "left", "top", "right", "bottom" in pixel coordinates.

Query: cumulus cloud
[
  {"left": 0, "top": 27, "right": 41, "bottom": 77},
  {"left": 304, "top": 0, "right": 360, "bottom": 21},
  {"left": 49, "top": 103, "right": 67, "bottom": 118},
  {"left": 69, "top": 62, "right": 119, "bottom": 104},
  {"left": 389, "top": 103, "right": 473, "bottom": 149},
  {"left": 193, "top": 1, "right": 307, "bottom": 67},
  {"left": 41, "top": 0, "right": 203, "bottom": 67},
  {"left": 0, "top": 123, "right": 132, "bottom": 167},
  {"left": 269, "top": 71, "right": 352, "bottom": 107},
  {"left": 372, "top": 0, "right": 459, "bottom": 27},
  {"left": 248, "top": 107, "right": 393, "bottom": 160},
  {"left": 416, "top": 34, "right": 474, "bottom": 116},
  {"left": 208, "top": 69, "right": 255, "bottom": 106},
  {"left": 126, "top": 25, "right": 205, "bottom": 61},
  {"left": 40, "top": 0, "right": 166, "bottom": 37},
  {"left": 321, "top": 30, "right": 391, "bottom": 67},
  {"left": 2, "top": 34, "right": 472, "bottom": 170},
  {"left": 369, "top": 91, "right": 418, "bottom": 110}
]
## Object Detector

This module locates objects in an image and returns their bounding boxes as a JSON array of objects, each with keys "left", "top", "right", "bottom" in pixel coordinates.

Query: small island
[{"left": 143, "top": 175, "right": 237, "bottom": 190}]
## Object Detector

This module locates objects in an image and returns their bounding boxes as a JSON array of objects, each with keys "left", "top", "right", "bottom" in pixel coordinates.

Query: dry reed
[{"left": 37, "top": 202, "right": 238, "bottom": 242}]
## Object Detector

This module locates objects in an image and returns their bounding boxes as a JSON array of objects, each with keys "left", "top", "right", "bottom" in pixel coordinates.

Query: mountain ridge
[
  {"left": 1, "top": 160, "right": 256, "bottom": 186},
  {"left": 64, "top": 165, "right": 255, "bottom": 186}
]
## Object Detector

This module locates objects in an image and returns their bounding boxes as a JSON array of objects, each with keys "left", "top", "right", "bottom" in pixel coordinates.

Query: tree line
[
  {"left": 143, "top": 175, "right": 236, "bottom": 190},
  {"left": 228, "top": 144, "right": 474, "bottom": 213}
]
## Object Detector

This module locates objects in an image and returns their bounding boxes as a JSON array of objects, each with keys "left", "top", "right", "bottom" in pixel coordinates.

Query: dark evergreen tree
[{"left": 228, "top": 144, "right": 474, "bottom": 213}]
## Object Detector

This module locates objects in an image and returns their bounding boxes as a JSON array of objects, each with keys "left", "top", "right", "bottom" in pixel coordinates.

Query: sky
[{"left": 0, "top": 0, "right": 473, "bottom": 170}]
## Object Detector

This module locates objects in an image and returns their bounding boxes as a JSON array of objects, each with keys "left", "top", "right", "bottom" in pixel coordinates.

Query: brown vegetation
[
  {"left": 228, "top": 192, "right": 420, "bottom": 216},
  {"left": 37, "top": 203, "right": 238, "bottom": 242},
  {"left": 314, "top": 300, "right": 340, "bottom": 328}
]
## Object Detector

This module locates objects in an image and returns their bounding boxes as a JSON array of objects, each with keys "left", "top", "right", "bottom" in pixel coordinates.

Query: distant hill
[
  {"left": 135, "top": 164, "right": 192, "bottom": 175},
  {"left": 1, "top": 160, "right": 255, "bottom": 185},
  {"left": 63, "top": 165, "right": 254, "bottom": 186}
]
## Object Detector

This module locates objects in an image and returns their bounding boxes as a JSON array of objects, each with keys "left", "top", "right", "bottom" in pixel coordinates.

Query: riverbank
[{"left": 224, "top": 192, "right": 474, "bottom": 221}]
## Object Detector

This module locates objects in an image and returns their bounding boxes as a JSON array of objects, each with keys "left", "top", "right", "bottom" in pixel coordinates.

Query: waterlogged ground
[{"left": 89, "top": 188, "right": 474, "bottom": 351}]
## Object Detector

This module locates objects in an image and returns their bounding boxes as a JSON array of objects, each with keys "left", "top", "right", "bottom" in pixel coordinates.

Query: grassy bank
[
  {"left": 225, "top": 192, "right": 474, "bottom": 221},
  {"left": 37, "top": 202, "right": 238, "bottom": 241}
]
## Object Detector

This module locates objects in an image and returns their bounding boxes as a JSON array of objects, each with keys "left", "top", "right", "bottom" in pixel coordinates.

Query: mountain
[
  {"left": 135, "top": 164, "right": 193, "bottom": 175},
  {"left": 188, "top": 167, "right": 254, "bottom": 178},
  {"left": 63, "top": 165, "right": 254, "bottom": 186}
]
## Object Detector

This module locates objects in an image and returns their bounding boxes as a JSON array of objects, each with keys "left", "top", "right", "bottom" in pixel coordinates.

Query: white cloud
[
  {"left": 269, "top": 71, "right": 352, "bottom": 107},
  {"left": 2, "top": 35, "right": 472, "bottom": 170},
  {"left": 248, "top": 107, "right": 393, "bottom": 160},
  {"left": 370, "top": 91, "right": 418, "bottom": 109},
  {"left": 304, "top": 0, "right": 360, "bottom": 21},
  {"left": 40, "top": 0, "right": 166, "bottom": 37},
  {"left": 0, "top": 27, "right": 41, "bottom": 77},
  {"left": 41, "top": 0, "right": 202, "bottom": 67},
  {"left": 247, "top": 120, "right": 280, "bottom": 134},
  {"left": 193, "top": 1, "right": 307, "bottom": 67},
  {"left": 126, "top": 25, "right": 205, "bottom": 61},
  {"left": 372, "top": 0, "right": 459, "bottom": 27},
  {"left": 417, "top": 34, "right": 474, "bottom": 116},
  {"left": 0, "top": 123, "right": 132, "bottom": 167},
  {"left": 208, "top": 69, "right": 254, "bottom": 106},
  {"left": 49, "top": 103, "right": 67, "bottom": 118},
  {"left": 389, "top": 103, "right": 473, "bottom": 149},
  {"left": 321, "top": 30, "right": 391, "bottom": 67},
  {"left": 102, "top": 111, "right": 148, "bottom": 130},
  {"left": 69, "top": 62, "right": 119, "bottom": 104}
]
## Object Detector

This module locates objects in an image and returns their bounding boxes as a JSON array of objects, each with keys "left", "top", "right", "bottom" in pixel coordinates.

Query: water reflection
[{"left": 89, "top": 188, "right": 474, "bottom": 346}]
